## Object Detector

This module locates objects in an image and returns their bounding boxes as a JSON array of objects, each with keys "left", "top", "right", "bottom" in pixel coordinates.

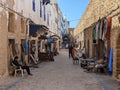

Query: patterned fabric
[
  {"left": 102, "top": 18, "right": 108, "bottom": 40},
  {"left": 105, "top": 16, "right": 112, "bottom": 39},
  {"left": 98, "top": 19, "right": 101, "bottom": 39},
  {"left": 96, "top": 23, "right": 99, "bottom": 40},
  {"left": 100, "top": 19, "right": 104, "bottom": 39},
  {"left": 108, "top": 48, "right": 113, "bottom": 74}
]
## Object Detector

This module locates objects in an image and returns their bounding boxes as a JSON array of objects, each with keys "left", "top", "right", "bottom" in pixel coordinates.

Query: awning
[
  {"left": 50, "top": 35, "right": 60, "bottom": 39},
  {"left": 29, "top": 24, "right": 48, "bottom": 36}
]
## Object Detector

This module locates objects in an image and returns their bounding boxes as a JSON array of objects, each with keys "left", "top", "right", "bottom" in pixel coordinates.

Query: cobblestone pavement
[{"left": 0, "top": 49, "right": 120, "bottom": 90}]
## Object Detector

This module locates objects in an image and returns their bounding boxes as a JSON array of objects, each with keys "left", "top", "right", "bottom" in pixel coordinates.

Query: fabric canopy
[
  {"left": 50, "top": 35, "right": 60, "bottom": 39},
  {"left": 29, "top": 24, "right": 48, "bottom": 36}
]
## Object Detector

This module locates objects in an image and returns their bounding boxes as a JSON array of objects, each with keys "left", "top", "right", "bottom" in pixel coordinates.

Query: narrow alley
[
  {"left": 0, "top": 49, "right": 119, "bottom": 90},
  {"left": 0, "top": 0, "right": 120, "bottom": 90}
]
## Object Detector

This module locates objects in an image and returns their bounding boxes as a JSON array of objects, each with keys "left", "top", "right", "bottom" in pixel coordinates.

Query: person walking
[
  {"left": 71, "top": 46, "right": 77, "bottom": 59},
  {"left": 68, "top": 44, "right": 73, "bottom": 58}
]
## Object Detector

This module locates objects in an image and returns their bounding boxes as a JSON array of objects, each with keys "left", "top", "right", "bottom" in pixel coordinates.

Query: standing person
[
  {"left": 12, "top": 56, "right": 33, "bottom": 76},
  {"left": 68, "top": 44, "right": 73, "bottom": 58},
  {"left": 71, "top": 46, "right": 77, "bottom": 59}
]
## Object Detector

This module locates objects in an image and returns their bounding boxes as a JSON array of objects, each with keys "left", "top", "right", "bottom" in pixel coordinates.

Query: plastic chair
[{"left": 12, "top": 63, "right": 24, "bottom": 77}]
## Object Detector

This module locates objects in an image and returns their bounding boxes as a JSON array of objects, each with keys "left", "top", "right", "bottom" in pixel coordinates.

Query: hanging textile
[
  {"left": 96, "top": 23, "right": 99, "bottom": 41},
  {"left": 100, "top": 19, "right": 104, "bottom": 39},
  {"left": 93, "top": 25, "right": 96, "bottom": 43},
  {"left": 102, "top": 18, "right": 108, "bottom": 40},
  {"left": 24, "top": 39, "right": 28, "bottom": 55},
  {"left": 47, "top": 37, "right": 53, "bottom": 43},
  {"left": 105, "top": 16, "right": 112, "bottom": 39},
  {"left": 108, "top": 48, "right": 113, "bottom": 74},
  {"left": 98, "top": 19, "right": 101, "bottom": 39}
]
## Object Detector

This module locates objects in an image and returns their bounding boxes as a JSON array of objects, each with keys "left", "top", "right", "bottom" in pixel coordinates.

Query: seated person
[{"left": 12, "top": 56, "right": 33, "bottom": 76}]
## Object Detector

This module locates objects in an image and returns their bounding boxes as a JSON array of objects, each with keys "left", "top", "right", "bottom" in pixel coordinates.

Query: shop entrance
[{"left": 8, "top": 39, "right": 15, "bottom": 66}]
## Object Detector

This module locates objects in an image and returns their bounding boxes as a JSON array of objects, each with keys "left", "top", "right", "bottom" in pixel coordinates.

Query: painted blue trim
[
  {"left": 92, "top": 73, "right": 110, "bottom": 90},
  {"left": 40, "top": 1, "right": 42, "bottom": 17},
  {"left": 4, "top": 78, "right": 23, "bottom": 90}
]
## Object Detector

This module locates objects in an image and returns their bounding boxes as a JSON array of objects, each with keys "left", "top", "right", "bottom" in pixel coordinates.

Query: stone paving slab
[{"left": 0, "top": 50, "right": 120, "bottom": 90}]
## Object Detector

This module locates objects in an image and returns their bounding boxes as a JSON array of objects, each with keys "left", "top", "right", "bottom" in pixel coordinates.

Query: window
[
  {"left": 44, "top": 6, "right": 46, "bottom": 21},
  {"left": 40, "top": 1, "right": 42, "bottom": 17},
  {"left": 32, "top": 0, "right": 35, "bottom": 12},
  {"left": 8, "top": 12, "right": 15, "bottom": 32},
  {"left": 43, "top": 0, "right": 50, "bottom": 5}
]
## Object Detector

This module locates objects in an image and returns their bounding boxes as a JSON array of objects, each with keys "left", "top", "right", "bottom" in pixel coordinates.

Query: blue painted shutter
[
  {"left": 32, "top": 0, "right": 35, "bottom": 11},
  {"left": 40, "top": 1, "right": 42, "bottom": 17}
]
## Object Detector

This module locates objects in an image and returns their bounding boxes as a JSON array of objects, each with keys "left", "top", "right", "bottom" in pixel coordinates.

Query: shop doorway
[{"left": 8, "top": 39, "right": 15, "bottom": 66}]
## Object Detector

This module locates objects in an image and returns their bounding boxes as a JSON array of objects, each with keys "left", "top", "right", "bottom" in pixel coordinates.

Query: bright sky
[{"left": 58, "top": 0, "right": 89, "bottom": 28}]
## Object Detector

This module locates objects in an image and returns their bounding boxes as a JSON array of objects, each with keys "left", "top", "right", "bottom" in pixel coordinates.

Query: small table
[{"left": 80, "top": 58, "right": 95, "bottom": 68}]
